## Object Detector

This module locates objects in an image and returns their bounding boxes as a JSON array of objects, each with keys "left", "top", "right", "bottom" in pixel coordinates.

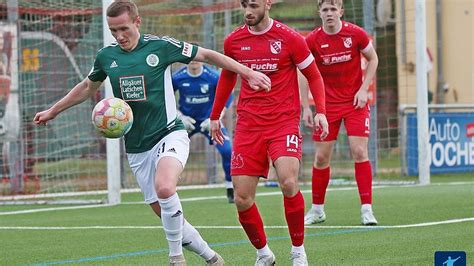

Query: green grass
[{"left": 1, "top": 181, "right": 473, "bottom": 265}]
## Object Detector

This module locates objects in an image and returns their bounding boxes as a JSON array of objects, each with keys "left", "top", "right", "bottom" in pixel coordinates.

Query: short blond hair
[
  {"left": 318, "top": 0, "right": 343, "bottom": 9},
  {"left": 106, "top": 0, "right": 139, "bottom": 20}
]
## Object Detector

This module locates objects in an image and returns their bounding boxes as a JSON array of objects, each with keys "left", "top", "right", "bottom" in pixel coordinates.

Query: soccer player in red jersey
[
  {"left": 301, "top": 0, "right": 379, "bottom": 226},
  {"left": 210, "top": 0, "right": 328, "bottom": 265}
]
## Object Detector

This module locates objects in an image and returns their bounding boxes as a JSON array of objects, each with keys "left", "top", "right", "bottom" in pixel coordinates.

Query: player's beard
[{"left": 244, "top": 12, "right": 265, "bottom": 27}]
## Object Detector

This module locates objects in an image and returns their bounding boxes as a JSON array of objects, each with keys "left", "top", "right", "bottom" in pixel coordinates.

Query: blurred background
[{"left": 0, "top": 0, "right": 472, "bottom": 204}]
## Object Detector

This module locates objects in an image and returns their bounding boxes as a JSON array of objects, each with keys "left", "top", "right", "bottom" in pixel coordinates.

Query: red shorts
[
  {"left": 313, "top": 104, "right": 370, "bottom": 141},
  {"left": 231, "top": 124, "right": 302, "bottom": 178}
]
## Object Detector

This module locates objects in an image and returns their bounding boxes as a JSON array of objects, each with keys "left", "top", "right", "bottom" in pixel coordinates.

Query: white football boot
[
  {"left": 361, "top": 204, "right": 378, "bottom": 225},
  {"left": 304, "top": 207, "right": 326, "bottom": 225},
  {"left": 255, "top": 250, "right": 276, "bottom": 266},
  {"left": 169, "top": 254, "right": 186, "bottom": 266},
  {"left": 290, "top": 251, "right": 308, "bottom": 266},
  {"left": 206, "top": 252, "right": 224, "bottom": 266}
]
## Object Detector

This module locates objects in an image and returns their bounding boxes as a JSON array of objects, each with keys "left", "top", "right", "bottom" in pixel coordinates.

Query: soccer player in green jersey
[{"left": 33, "top": 1, "right": 270, "bottom": 265}]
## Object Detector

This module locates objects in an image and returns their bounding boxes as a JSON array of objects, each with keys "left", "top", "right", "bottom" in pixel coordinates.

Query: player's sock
[
  {"left": 158, "top": 193, "right": 184, "bottom": 256},
  {"left": 238, "top": 203, "right": 267, "bottom": 249},
  {"left": 311, "top": 203, "right": 325, "bottom": 213},
  {"left": 291, "top": 244, "right": 306, "bottom": 254},
  {"left": 182, "top": 219, "right": 215, "bottom": 261},
  {"left": 225, "top": 180, "right": 233, "bottom": 189},
  {"left": 284, "top": 191, "right": 305, "bottom": 247},
  {"left": 257, "top": 244, "right": 273, "bottom": 257},
  {"left": 355, "top": 161, "right": 373, "bottom": 204},
  {"left": 312, "top": 166, "right": 330, "bottom": 204}
]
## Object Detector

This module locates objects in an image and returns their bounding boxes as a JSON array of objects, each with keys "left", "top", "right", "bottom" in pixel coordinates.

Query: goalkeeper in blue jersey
[{"left": 173, "top": 60, "right": 234, "bottom": 203}]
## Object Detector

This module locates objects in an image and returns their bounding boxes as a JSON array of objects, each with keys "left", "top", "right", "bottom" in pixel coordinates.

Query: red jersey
[
  {"left": 219, "top": 20, "right": 316, "bottom": 130},
  {"left": 306, "top": 21, "right": 371, "bottom": 105}
]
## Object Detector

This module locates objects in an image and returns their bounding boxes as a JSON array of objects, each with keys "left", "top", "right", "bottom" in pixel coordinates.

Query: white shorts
[{"left": 127, "top": 130, "right": 190, "bottom": 204}]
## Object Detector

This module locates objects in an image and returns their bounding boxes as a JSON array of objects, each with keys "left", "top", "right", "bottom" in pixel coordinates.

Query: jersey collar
[
  {"left": 322, "top": 20, "right": 343, "bottom": 35},
  {"left": 247, "top": 18, "right": 274, "bottom": 35},
  {"left": 187, "top": 66, "right": 203, "bottom": 78}
]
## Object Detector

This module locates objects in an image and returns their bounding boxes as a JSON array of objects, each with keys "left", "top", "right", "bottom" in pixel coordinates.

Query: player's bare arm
[
  {"left": 354, "top": 46, "right": 378, "bottom": 109},
  {"left": 300, "top": 60, "right": 329, "bottom": 140},
  {"left": 298, "top": 70, "right": 314, "bottom": 128},
  {"left": 33, "top": 78, "right": 102, "bottom": 125},
  {"left": 194, "top": 46, "right": 271, "bottom": 92}
]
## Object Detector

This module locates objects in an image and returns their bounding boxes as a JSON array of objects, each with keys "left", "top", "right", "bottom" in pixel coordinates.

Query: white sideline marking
[
  {"left": 1, "top": 182, "right": 472, "bottom": 216},
  {"left": 0, "top": 187, "right": 365, "bottom": 215},
  {"left": 0, "top": 218, "right": 472, "bottom": 230}
]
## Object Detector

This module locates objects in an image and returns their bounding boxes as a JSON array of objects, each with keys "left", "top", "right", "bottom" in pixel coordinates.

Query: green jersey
[{"left": 88, "top": 34, "right": 198, "bottom": 153}]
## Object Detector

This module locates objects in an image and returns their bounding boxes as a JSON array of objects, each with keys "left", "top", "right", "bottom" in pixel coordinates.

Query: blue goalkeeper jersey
[{"left": 172, "top": 65, "right": 233, "bottom": 122}]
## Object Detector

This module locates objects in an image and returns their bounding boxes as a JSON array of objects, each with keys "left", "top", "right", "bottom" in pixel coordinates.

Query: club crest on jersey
[
  {"left": 323, "top": 57, "right": 331, "bottom": 65},
  {"left": 146, "top": 54, "right": 159, "bottom": 67},
  {"left": 200, "top": 84, "right": 209, "bottom": 94},
  {"left": 343, "top": 37, "right": 352, "bottom": 48},
  {"left": 270, "top": 41, "right": 282, "bottom": 54}
]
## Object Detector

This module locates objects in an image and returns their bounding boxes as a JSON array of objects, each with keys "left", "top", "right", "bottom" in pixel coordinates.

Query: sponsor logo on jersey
[
  {"left": 322, "top": 54, "right": 352, "bottom": 65},
  {"left": 185, "top": 96, "right": 210, "bottom": 104},
  {"left": 231, "top": 152, "right": 244, "bottom": 169},
  {"left": 343, "top": 37, "right": 352, "bottom": 48},
  {"left": 241, "top": 46, "right": 251, "bottom": 51},
  {"left": 146, "top": 54, "right": 159, "bottom": 67},
  {"left": 182, "top": 42, "right": 193, "bottom": 57},
  {"left": 270, "top": 41, "right": 282, "bottom": 54},
  {"left": 110, "top": 60, "right": 118, "bottom": 68},
  {"left": 120, "top": 75, "right": 146, "bottom": 101},
  {"left": 321, "top": 44, "right": 329, "bottom": 48},
  {"left": 250, "top": 63, "right": 278, "bottom": 72},
  {"left": 182, "top": 83, "right": 190, "bottom": 87},
  {"left": 200, "top": 84, "right": 209, "bottom": 94}
]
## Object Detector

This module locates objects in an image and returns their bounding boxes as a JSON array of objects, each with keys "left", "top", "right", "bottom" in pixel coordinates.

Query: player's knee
[
  {"left": 155, "top": 184, "right": 176, "bottom": 199},
  {"left": 351, "top": 146, "right": 368, "bottom": 162},
  {"left": 315, "top": 152, "right": 330, "bottom": 167},
  {"left": 279, "top": 178, "right": 298, "bottom": 197},
  {"left": 234, "top": 193, "right": 254, "bottom": 210}
]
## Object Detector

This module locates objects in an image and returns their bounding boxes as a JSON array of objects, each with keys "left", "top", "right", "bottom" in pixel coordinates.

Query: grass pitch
[{"left": 1, "top": 178, "right": 473, "bottom": 265}]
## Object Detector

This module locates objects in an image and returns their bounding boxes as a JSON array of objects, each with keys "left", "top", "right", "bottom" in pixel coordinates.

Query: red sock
[
  {"left": 238, "top": 203, "right": 267, "bottom": 249},
  {"left": 284, "top": 191, "right": 305, "bottom": 246},
  {"left": 312, "top": 166, "right": 330, "bottom": 204},
  {"left": 355, "top": 161, "right": 372, "bottom": 204}
]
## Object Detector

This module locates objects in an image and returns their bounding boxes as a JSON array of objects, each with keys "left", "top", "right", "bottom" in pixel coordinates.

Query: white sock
[
  {"left": 291, "top": 244, "right": 305, "bottom": 254},
  {"left": 361, "top": 204, "right": 372, "bottom": 213},
  {"left": 159, "top": 193, "right": 184, "bottom": 257},
  {"left": 257, "top": 244, "right": 273, "bottom": 257},
  {"left": 225, "top": 181, "right": 233, "bottom": 189},
  {"left": 182, "top": 219, "right": 215, "bottom": 261},
  {"left": 311, "top": 204, "right": 325, "bottom": 214}
]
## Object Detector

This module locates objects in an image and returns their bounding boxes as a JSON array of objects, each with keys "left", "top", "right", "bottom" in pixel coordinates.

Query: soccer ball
[{"left": 92, "top": 98, "right": 133, "bottom": 138}]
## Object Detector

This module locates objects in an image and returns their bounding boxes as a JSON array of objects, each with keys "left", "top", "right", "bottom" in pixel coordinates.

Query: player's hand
[
  {"left": 180, "top": 115, "right": 196, "bottom": 133},
  {"left": 353, "top": 88, "right": 368, "bottom": 109},
  {"left": 33, "top": 109, "right": 56, "bottom": 126},
  {"left": 314, "top": 113, "right": 329, "bottom": 140},
  {"left": 210, "top": 119, "right": 224, "bottom": 145},
  {"left": 302, "top": 106, "right": 314, "bottom": 128},
  {"left": 199, "top": 118, "right": 210, "bottom": 133},
  {"left": 247, "top": 70, "right": 271, "bottom": 92}
]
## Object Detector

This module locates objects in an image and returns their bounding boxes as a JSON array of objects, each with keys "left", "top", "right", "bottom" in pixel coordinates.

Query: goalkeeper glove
[
  {"left": 199, "top": 118, "right": 210, "bottom": 132},
  {"left": 179, "top": 114, "right": 196, "bottom": 132}
]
